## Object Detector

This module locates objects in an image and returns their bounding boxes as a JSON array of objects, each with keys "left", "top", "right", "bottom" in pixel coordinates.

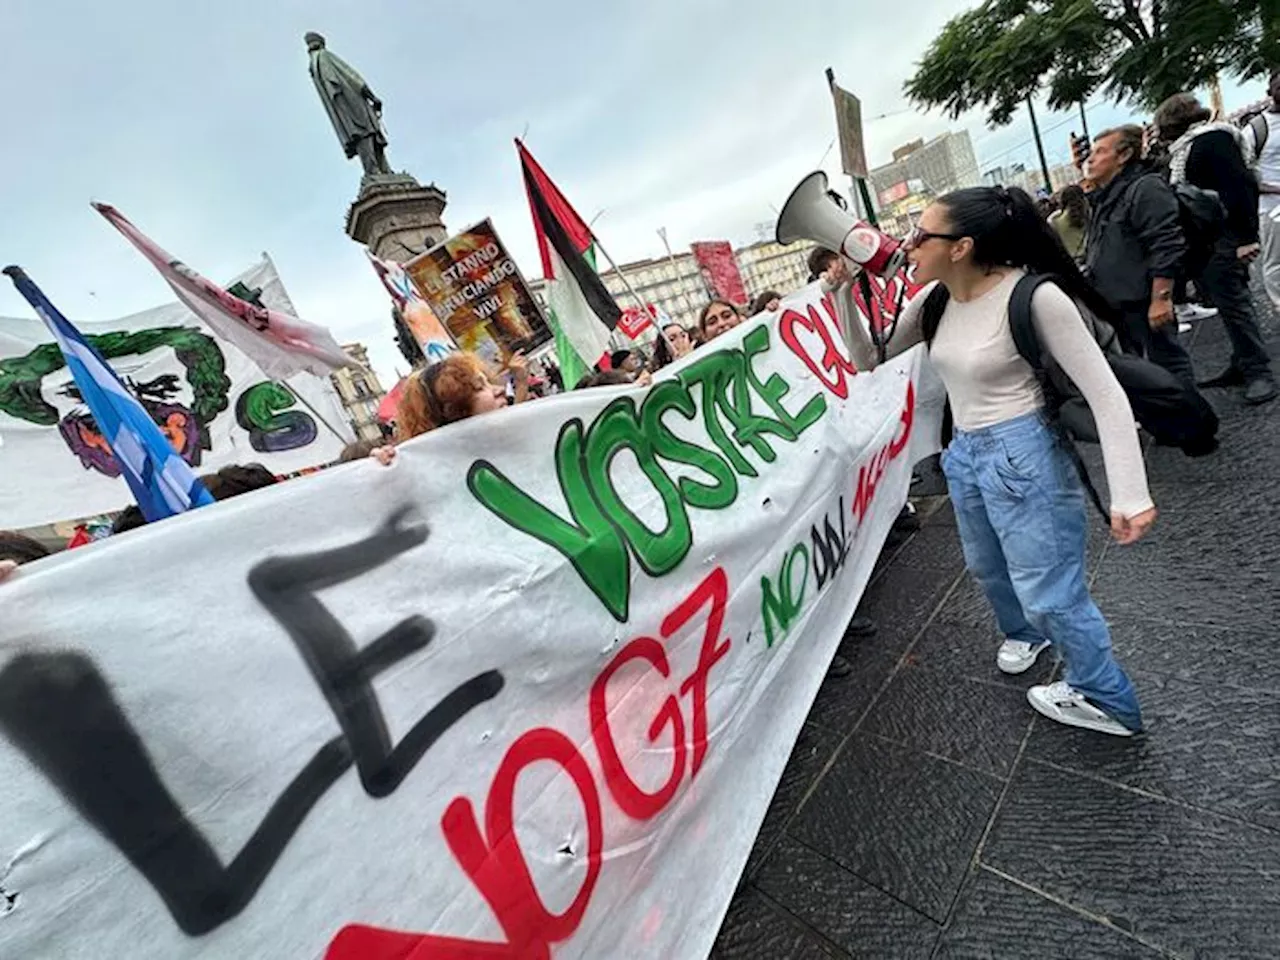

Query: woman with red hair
[{"left": 371, "top": 351, "right": 527, "bottom": 464}]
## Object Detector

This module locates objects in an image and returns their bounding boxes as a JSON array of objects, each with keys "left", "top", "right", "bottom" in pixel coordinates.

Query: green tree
[{"left": 907, "top": 0, "right": 1275, "bottom": 123}]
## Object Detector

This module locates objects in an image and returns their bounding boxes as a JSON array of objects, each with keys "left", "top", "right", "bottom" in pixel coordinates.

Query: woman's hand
[
  {"left": 633, "top": 370, "right": 653, "bottom": 388},
  {"left": 371, "top": 445, "right": 397, "bottom": 467},
  {"left": 0, "top": 560, "right": 17, "bottom": 584},
  {"left": 507, "top": 350, "right": 529, "bottom": 384},
  {"left": 508, "top": 351, "right": 530, "bottom": 403},
  {"left": 1110, "top": 506, "right": 1157, "bottom": 545}
]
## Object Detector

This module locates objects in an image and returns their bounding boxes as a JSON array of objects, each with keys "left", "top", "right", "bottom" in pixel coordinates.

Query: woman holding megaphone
[{"left": 830, "top": 185, "right": 1154, "bottom": 738}]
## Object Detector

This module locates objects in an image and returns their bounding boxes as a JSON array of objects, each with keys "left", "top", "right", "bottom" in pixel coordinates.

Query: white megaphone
[{"left": 776, "top": 170, "right": 906, "bottom": 277}]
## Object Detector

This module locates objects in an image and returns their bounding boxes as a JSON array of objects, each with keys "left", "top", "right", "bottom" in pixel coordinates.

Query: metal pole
[
  {"left": 1077, "top": 101, "right": 1091, "bottom": 142},
  {"left": 856, "top": 178, "right": 879, "bottom": 227},
  {"left": 1026, "top": 97, "right": 1053, "bottom": 193},
  {"left": 657, "top": 227, "right": 691, "bottom": 320},
  {"left": 592, "top": 235, "right": 677, "bottom": 358}
]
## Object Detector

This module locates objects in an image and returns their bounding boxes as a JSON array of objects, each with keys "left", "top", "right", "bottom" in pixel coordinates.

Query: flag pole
[
  {"left": 255, "top": 249, "right": 356, "bottom": 443},
  {"left": 589, "top": 234, "right": 677, "bottom": 358}
]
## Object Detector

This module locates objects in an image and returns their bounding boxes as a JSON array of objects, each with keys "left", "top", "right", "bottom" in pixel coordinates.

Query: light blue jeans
[{"left": 942, "top": 411, "right": 1143, "bottom": 732}]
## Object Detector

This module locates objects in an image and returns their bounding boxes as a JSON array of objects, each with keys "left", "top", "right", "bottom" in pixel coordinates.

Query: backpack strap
[
  {"left": 920, "top": 282, "right": 951, "bottom": 346},
  {"left": 1007, "top": 273, "right": 1054, "bottom": 367},
  {"left": 1249, "top": 113, "right": 1268, "bottom": 155},
  {"left": 1008, "top": 273, "right": 1111, "bottom": 524}
]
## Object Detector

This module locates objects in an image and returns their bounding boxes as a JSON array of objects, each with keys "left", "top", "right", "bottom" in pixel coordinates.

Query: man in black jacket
[
  {"left": 1083, "top": 125, "right": 1195, "bottom": 386},
  {"left": 1156, "top": 92, "right": 1276, "bottom": 405}
]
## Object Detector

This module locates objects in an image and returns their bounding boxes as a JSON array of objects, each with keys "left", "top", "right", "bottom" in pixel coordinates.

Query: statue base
[{"left": 345, "top": 173, "right": 448, "bottom": 263}]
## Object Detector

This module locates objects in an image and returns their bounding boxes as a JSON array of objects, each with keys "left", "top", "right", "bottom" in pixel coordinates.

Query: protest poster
[
  {"left": 829, "top": 80, "right": 869, "bottom": 179},
  {"left": 405, "top": 219, "right": 550, "bottom": 365},
  {"left": 617, "top": 302, "right": 659, "bottom": 339},
  {"left": 0, "top": 280, "right": 943, "bottom": 959},
  {"left": 366, "top": 251, "right": 459, "bottom": 366},
  {"left": 0, "top": 258, "right": 351, "bottom": 529},
  {"left": 691, "top": 241, "right": 749, "bottom": 305}
]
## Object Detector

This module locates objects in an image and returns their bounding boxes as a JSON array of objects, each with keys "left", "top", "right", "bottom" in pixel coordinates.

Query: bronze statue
[{"left": 305, "top": 32, "right": 392, "bottom": 177}]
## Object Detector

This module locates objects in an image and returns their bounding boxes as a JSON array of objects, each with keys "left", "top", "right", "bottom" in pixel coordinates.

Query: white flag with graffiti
[
  {"left": 0, "top": 258, "right": 351, "bottom": 529},
  {"left": 0, "top": 281, "right": 942, "bottom": 959}
]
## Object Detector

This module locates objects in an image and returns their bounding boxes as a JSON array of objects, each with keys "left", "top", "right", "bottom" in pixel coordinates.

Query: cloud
[{"left": 0, "top": 0, "right": 1268, "bottom": 389}]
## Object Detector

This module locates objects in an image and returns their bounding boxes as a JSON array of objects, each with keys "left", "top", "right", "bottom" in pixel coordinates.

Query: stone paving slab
[{"left": 714, "top": 301, "right": 1280, "bottom": 957}]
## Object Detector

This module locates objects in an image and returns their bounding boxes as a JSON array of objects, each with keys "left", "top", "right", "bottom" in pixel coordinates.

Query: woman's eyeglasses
[{"left": 907, "top": 227, "right": 964, "bottom": 249}]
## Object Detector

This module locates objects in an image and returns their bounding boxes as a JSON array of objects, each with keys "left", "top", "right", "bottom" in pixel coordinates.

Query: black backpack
[
  {"left": 1172, "top": 181, "right": 1226, "bottom": 275},
  {"left": 922, "top": 275, "right": 1219, "bottom": 518}
]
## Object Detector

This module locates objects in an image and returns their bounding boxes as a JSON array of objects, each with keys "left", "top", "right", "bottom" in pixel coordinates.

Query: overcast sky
[{"left": 0, "top": 0, "right": 1266, "bottom": 384}]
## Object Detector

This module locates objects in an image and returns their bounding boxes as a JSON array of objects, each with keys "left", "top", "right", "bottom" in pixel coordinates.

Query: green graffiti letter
[
  {"left": 641, "top": 380, "right": 738, "bottom": 511},
  {"left": 760, "top": 543, "right": 809, "bottom": 648},
  {"left": 467, "top": 418, "right": 632, "bottom": 621},
  {"left": 742, "top": 326, "right": 826, "bottom": 436},
  {"left": 680, "top": 352, "right": 758, "bottom": 478},
  {"left": 585, "top": 397, "right": 693, "bottom": 578}
]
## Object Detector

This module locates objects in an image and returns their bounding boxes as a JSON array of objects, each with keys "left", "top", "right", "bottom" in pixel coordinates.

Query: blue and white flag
[{"left": 3, "top": 266, "right": 214, "bottom": 523}]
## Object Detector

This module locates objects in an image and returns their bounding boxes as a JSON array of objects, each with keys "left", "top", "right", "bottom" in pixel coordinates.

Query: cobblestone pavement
[{"left": 714, "top": 285, "right": 1280, "bottom": 959}]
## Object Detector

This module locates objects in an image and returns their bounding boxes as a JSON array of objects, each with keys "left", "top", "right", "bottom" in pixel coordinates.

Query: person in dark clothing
[
  {"left": 1156, "top": 92, "right": 1277, "bottom": 404},
  {"left": 1083, "top": 124, "right": 1197, "bottom": 387}
]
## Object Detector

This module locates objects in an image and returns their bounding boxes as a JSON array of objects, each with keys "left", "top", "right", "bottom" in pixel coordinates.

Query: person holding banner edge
[{"left": 827, "top": 186, "right": 1154, "bottom": 737}]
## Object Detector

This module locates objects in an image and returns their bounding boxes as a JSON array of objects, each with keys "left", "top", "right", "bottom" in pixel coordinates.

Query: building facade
[
  {"left": 869, "top": 131, "right": 982, "bottom": 207},
  {"left": 528, "top": 237, "right": 816, "bottom": 350},
  {"left": 329, "top": 343, "right": 387, "bottom": 442},
  {"left": 982, "top": 161, "right": 1080, "bottom": 196}
]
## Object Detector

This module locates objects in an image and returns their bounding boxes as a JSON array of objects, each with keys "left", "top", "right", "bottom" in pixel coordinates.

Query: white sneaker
[
  {"left": 1177, "top": 321, "right": 1192, "bottom": 334},
  {"left": 1027, "top": 681, "right": 1136, "bottom": 737},
  {"left": 996, "top": 639, "right": 1051, "bottom": 675},
  {"left": 1175, "top": 303, "right": 1218, "bottom": 323}
]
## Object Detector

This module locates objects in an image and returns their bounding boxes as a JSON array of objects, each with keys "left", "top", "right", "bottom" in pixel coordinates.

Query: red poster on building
[{"left": 691, "top": 241, "right": 748, "bottom": 305}]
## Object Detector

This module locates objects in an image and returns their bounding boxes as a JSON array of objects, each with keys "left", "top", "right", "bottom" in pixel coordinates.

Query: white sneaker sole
[
  {"left": 996, "top": 641, "right": 1051, "bottom": 675},
  {"left": 1026, "top": 689, "right": 1135, "bottom": 737}
]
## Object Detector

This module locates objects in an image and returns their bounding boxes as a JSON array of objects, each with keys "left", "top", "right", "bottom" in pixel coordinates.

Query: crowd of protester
[{"left": 4, "top": 74, "right": 1277, "bottom": 738}]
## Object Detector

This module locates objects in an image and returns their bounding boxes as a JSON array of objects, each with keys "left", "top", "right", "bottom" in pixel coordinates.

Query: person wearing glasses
[
  {"left": 369, "top": 351, "right": 528, "bottom": 465},
  {"left": 829, "top": 185, "right": 1154, "bottom": 737}
]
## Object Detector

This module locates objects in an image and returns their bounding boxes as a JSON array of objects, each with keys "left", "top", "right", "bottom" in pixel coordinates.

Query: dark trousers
[
  {"left": 1195, "top": 237, "right": 1273, "bottom": 381},
  {"left": 1118, "top": 302, "right": 1197, "bottom": 389}
]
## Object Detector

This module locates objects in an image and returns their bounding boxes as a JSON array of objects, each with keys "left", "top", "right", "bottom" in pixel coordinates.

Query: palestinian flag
[{"left": 517, "top": 140, "right": 621, "bottom": 388}]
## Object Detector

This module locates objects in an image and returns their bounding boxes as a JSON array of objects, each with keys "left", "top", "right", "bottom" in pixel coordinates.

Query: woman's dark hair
[
  {"left": 807, "top": 247, "right": 838, "bottom": 282},
  {"left": 112, "top": 504, "right": 147, "bottom": 534},
  {"left": 749, "top": 290, "right": 782, "bottom": 316},
  {"left": 338, "top": 438, "right": 383, "bottom": 463},
  {"left": 1059, "top": 184, "right": 1088, "bottom": 229},
  {"left": 1154, "top": 93, "right": 1212, "bottom": 142},
  {"left": 199, "top": 463, "right": 278, "bottom": 501},
  {"left": 0, "top": 530, "right": 52, "bottom": 565},
  {"left": 698, "top": 299, "right": 741, "bottom": 334},
  {"left": 575, "top": 369, "right": 634, "bottom": 390},
  {"left": 931, "top": 185, "right": 1118, "bottom": 330},
  {"left": 651, "top": 322, "right": 687, "bottom": 370}
]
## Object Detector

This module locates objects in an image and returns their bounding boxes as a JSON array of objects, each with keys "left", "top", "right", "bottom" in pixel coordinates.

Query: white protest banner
[
  {"left": 0, "top": 281, "right": 942, "bottom": 959},
  {"left": 0, "top": 258, "right": 352, "bottom": 529}
]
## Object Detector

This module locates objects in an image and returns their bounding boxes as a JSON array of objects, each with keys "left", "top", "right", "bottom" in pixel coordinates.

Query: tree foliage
[{"left": 905, "top": 0, "right": 1277, "bottom": 124}]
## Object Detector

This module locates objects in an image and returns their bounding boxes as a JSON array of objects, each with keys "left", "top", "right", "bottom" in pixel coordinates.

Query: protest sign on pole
[
  {"left": 366, "top": 250, "right": 459, "bottom": 366},
  {"left": 0, "top": 281, "right": 942, "bottom": 959},
  {"left": 828, "top": 75, "right": 869, "bottom": 180},
  {"left": 0, "top": 258, "right": 351, "bottom": 529},
  {"left": 690, "top": 241, "right": 749, "bottom": 305},
  {"left": 617, "top": 303, "right": 658, "bottom": 339},
  {"left": 405, "top": 219, "right": 550, "bottom": 365}
]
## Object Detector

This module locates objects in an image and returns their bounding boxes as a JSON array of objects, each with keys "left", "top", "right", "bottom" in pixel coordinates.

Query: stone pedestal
[{"left": 345, "top": 173, "right": 448, "bottom": 263}]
